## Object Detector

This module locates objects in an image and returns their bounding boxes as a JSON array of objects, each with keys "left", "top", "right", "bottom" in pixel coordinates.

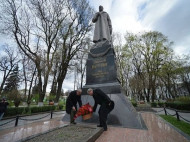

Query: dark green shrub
[
  {"left": 4, "top": 107, "right": 24, "bottom": 117},
  {"left": 58, "top": 105, "right": 63, "bottom": 110},
  {"left": 165, "top": 102, "right": 190, "bottom": 111},
  {"left": 131, "top": 101, "right": 137, "bottom": 107},
  {"left": 30, "top": 106, "right": 56, "bottom": 113},
  {"left": 4, "top": 105, "right": 56, "bottom": 117},
  {"left": 175, "top": 96, "right": 190, "bottom": 103},
  {"left": 158, "top": 102, "right": 165, "bottom": 107},
  {"left": 151, "top": 102, "right": 157, "bottom": 107}
]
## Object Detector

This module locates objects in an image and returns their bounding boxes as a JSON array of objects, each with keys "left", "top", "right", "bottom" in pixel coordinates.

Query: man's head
[
  {"left": 99, "top": 5, "right": 103, "bottom": 12},
  {"left": 76, "top": 89, "right": 82, "bottom": 96},
  {"left": 87, "top": 88, "right": 93, "bottom": 96}
]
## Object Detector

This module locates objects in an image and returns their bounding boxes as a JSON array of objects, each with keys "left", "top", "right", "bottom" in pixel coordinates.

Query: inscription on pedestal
[{"left": 86, "top": 54, "right": 117, "bottom": 85}]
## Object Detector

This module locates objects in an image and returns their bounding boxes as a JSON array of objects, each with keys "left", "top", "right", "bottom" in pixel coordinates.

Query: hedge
[
  {"left": 165, "top": 102, "right": 190, "bottom": 111},
  {"left": 4, "top": 105, "right": 56, "bottom": 117},
  {"left": 131, "top": 101, "right": 137, "bottom": 107},
  {"left": 157, "top": 102, "right": 165, "bottom": 107},
  {"left": 151, "top": 102, "right": 157, "bottom": 107}
]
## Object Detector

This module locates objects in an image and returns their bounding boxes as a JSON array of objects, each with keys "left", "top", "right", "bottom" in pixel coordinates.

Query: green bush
[
  {"left": 175, "top": 96, "right": 190, "bottom": 103},
  {"left": 165, "top": 102, "right": 190, "bottom": 111},
  {"left": 4, "top": 107, "right": 25, "bottom": 117},
  {"left": 158, "top": 102, "right": 165, "bottom": 107},
  {"left": 48, "top": 94, "right": 56, "bottom": 102},
  {"left": 33, "top": 94, "right": 39, "bottom": 104},
  {"left": 58, "top": 105, "right": 63, "bottom": 110},
  {"left": 151, "top": 102, "right": 157, "bottom": 107},
  {"left": 4, "top": 105, "right": 56, "bottom": 117},
  {"left": 30, "top": 106, "right": 56, "bottom": 113},
  {"left": 131, "top": 101, "right": 137, "bottom": 107}
]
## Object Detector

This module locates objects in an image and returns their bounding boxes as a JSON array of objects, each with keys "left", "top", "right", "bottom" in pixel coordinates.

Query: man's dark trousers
[
  {"left": 98, "top": 103, "right": 111, "bottom": 130},
  {"left": 70, "top": 109, "right": 76, "bottom": 123}
]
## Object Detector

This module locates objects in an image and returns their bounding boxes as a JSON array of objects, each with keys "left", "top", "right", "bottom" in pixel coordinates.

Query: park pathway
[
  {"left": 0, "top": 111, "right": 65, "bottom": 130},
  {"left": 96, "top": 112, "right": 190, "bottom": 142},
  {"left": 0, "top": 112, "right": 189, "bottom": 142}
]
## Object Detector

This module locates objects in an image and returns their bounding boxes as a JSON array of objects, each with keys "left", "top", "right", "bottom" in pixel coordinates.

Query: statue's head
[{"left": 99, "top": 5, "right": 103, "bottom": 12}]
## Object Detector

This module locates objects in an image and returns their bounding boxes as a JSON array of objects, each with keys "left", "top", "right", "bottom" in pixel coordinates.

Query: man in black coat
[
  {"left": 66, "top": 89, "right": 82, "bottom": 124},
  {"left": 87, "top": 88, "right": 114, "bottom": 131},
  {"left": 0, "top": 98, "right": 9, "bottom": 120}
]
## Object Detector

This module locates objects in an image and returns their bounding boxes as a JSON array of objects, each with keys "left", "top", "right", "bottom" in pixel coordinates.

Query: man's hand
[{"left": 72, "top": 106, "right": 76, "bottom": 111}]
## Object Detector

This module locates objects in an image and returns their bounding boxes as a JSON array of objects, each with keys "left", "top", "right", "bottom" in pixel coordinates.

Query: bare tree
[
  {"left": 53, "top": 0, "right": 94, "bottom": 103},
  {"left": 1, "top": 0, "right": 85, "bottom": 105},
  {"left": 0, "top": 45, "right": 19, "bottom": 96},
  {"left": 20, "top": 52, "right": 37, "bottom": 105},
  {"left": 73, "top": 40, "right": 90, "bottom": 89}
]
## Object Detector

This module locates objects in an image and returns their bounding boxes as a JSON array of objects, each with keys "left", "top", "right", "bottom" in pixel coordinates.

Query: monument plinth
[{"left": 82, "top": 41, "right": 121, "bottom": 94}]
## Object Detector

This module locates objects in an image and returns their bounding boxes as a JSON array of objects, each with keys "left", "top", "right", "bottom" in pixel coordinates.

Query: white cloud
[
  {"left": 141, "top": 0, "right": 178, "bottom": 27},
  {"left": 1, "top": 0, "right": 190, "bottom": 91},
  {"left": 62, "top": 79, "right": 75, "bottom": 92},
  {"left": 89, "top": 0, "right": 190, "bottom": 56}
]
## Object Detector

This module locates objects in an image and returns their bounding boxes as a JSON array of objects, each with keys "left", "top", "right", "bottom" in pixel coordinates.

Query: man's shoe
[
  {"left": 103, "top": 126, "right": 107, "bottom": 131},
  {"left": 70, "top": 122, "right": 77, "bottom": 124},
  {"left": 97, "top": 125, "right": 103, "bottom": 127}
]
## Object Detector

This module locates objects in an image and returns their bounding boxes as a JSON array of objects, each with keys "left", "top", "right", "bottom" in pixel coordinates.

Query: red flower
[{"left": 74, "top": 103, "right": 93, "bottom": 119}]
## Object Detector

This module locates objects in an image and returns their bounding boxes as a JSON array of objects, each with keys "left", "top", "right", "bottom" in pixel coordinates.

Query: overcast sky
[
  {"left": 0, "top": 0, "right": 190, "bottom": 92},
  {"left": 89, "top": 0, "right": 190, "bottom": 54},
  {"left": 64, "top": 0, "right": 190, "bottom": 91}
]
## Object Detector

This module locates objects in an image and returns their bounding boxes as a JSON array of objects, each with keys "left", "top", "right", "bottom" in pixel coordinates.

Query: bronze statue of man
[{"left": 92, "top": 6, "right": 112, "bottom": 43}]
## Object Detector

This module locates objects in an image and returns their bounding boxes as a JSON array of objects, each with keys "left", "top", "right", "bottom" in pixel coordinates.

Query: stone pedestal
[{"left": 82, "top": 41, "right": 120, "bottom": 94}]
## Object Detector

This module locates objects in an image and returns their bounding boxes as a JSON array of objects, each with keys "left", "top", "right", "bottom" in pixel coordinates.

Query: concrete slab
[{"left": 0, "top": 117, "right": 68, "bottom": 142}]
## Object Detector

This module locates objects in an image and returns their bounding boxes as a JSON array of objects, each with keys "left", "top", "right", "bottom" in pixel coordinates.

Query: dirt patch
[{"left": 24, "top": 124, "right": 102, "bottom": 142}]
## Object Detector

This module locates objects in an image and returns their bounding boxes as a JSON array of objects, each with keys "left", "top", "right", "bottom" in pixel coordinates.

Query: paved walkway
[
  {"left": 96, "top": 113, "right": 190, "bottom": 142},
  {"left": 152, "top": 108, "right": 190, "bottom": 123},
  {"left": 0, "top": 117, "right": 68, "bottom": 142},
  {"left": 0, "top": 111, "right": 66, "bottom": 130},
  {"left": 0, "top": 112, "right": 189, "bottom": 142}
]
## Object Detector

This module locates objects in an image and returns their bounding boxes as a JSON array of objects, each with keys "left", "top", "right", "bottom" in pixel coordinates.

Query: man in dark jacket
[
  {"left": 87, "top": 88, "right": 114, "bottom": 131},
  {"left": 0, "top": 98, "right": 9, "bottom": 120},
  {"left": 66, "top": 89, "right": 82, "bottom": 124}
]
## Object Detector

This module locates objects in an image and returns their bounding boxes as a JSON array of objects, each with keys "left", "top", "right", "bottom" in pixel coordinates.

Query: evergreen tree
[{"left": 3, "top": 65, "right": 20, "bottom": 93}]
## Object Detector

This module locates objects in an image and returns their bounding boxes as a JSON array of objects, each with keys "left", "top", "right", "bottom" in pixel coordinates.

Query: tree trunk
[
  {"left": 151, "top": 78, "right": 157, "bottom": 102},
  {"left": 55, "top": 79, "right": 64, "bottom": 103},
  {"left": 55, "top": 69, "right": 67, "bottom": 103},
  {"left": 27, "top": 68, "right": 36, "bottom": 106},
  {"left": 146, "top": 88, "right": 150, "bottom": 102},
  {"left": 151, "top": 85, "right": 156, "bottom": 102},
  {"left": 0, "top": 79, "right": 6, "bottom": 95},
  {"left": 23, "top": 60, "right": 27, "bottom": 99},
  {"left": 50, "top": 69, "right": 57, "bottom": 95},
  {"left": 36, "top": 64, "right": 43, "bottom": 104}
]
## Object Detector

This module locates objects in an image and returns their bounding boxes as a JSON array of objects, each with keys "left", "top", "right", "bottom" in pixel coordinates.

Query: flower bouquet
[{"left": 74, "top": 103, "right": 93, "bottom": 120}]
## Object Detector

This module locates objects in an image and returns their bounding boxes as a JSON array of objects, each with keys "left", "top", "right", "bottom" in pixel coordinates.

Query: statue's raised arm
[{"left": 92, "top": 6, "right": 112, "bottom": 43}]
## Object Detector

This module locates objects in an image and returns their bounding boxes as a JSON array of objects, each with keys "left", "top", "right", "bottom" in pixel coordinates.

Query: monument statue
[
  {"left": 92, "top": 5, "right": 112, "bottom": 43},
  {"left": 63, "top": 5, "right": 147, "bottom": 130}
]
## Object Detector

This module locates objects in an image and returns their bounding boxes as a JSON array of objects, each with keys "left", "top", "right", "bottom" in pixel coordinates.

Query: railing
[
  {"left": 0, "top": 111, "right": 65, "bottom": 127},
  {"left": 156, "top": 107, "right": 190, "bottom": 123}
]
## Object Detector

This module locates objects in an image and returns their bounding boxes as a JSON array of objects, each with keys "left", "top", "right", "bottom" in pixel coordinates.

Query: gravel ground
[{"left": 24, "top": 124, "right": 98, "bottom": 142}]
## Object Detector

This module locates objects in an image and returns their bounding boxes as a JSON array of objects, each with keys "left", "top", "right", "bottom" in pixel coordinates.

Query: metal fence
[
  {"left": 156, "top": 107, "right": 190, "bottom": 123},
  {"left": 0, "top": 111, "right": 65, "bottom": 127}
]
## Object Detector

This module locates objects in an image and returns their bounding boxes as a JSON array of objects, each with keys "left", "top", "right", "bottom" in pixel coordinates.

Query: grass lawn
[{"left": 160, "top": 115, "right": 190, "bottom": 136}]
